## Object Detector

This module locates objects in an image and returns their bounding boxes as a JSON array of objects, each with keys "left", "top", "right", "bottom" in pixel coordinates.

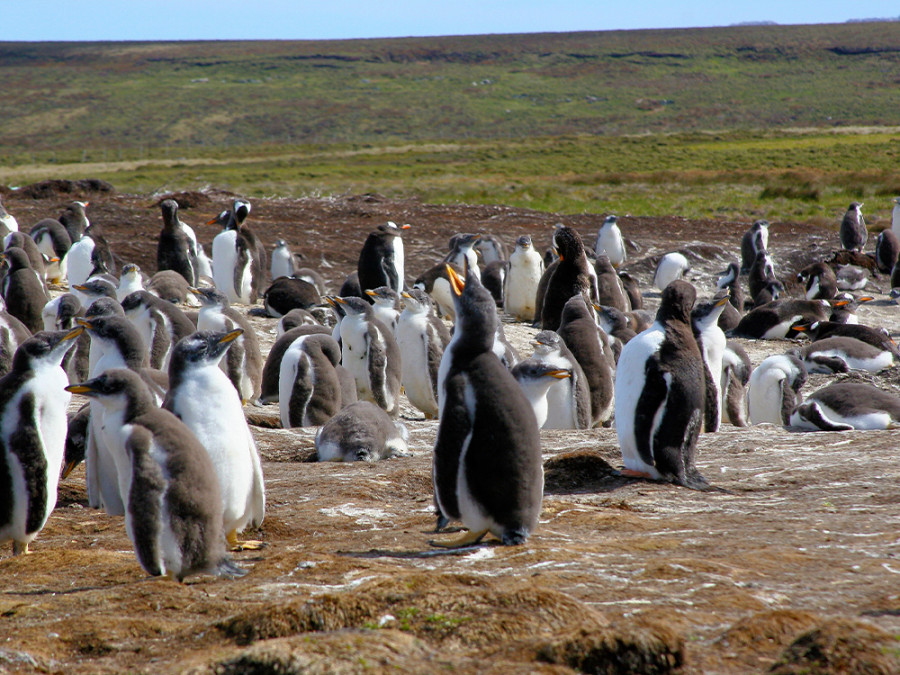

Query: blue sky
[{"left": 3, "top": 1, "right": 896, "bottom": 41}]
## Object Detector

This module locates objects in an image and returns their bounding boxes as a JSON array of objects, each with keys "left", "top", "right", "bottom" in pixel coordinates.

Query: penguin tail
[
  {"left": 215, "top": 557, "right": 248, "bottom": 579},
  {"left": 501, "top": 527, "right": 531, "bottom": 546}
]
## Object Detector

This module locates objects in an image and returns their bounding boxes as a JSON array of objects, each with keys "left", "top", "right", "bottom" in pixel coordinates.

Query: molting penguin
[
  {"left": 444, "top": 233, "right": 482, "bottom": 282},
  {"left": 740, "top": 220, "right": 769, "bottom": 274},
  {"left": 474, "top": 234, "right": 506, "bottom": 265},
  {"left": 594, "top": 303, "right": 637, "bottom": 360},
  {"left": 432, "top": 264, "right": 543, "bottom": 546},
  {"left": 277, "top": 308, "right": 322, "bottom": 336},
  {"left": 789, "top": 382, "right": 900, "bottom": 431},
  {"left": 66, "top": 369, "right": 245, "bottom": 581},
  {"left": 796, "top": 335, "right": 895, "bottom": 374},
  {"left": 614, "top": 280, "right": 711, "bottom": 489},
  {"left": 1, "top": 247, "right": 49, "bottom": 334},
  {"left": 618, "top": 272, "right": 643, "bottom": 310},
  {"left": 365, "top": 286, "right": 401, "bottom": 334},
  {"left": 29, "top": 201, "right": 88, "bottom": 283},
  {"left": 720, "top": 340, "right": 751, "bottom": 427},
  {"left": 504, "top": 235, "right": 544, "bottom": 322},
  {"left": 511, "top": 359, "right": 572, "bottom": 428},
  {"left": 0, "top": 330, "right": 78, "bottom": 554},
  {"left": 163, "top": 330, "right": 265, "bottom": 551},
  {"left": 121, "top": 290, "right": 196, "bottom": 371},
  {"left": 157, "top": 199, "right": 199, "bottom": 286},
  {"left": 335, "top": 296, "right": 402, "bottom": 417},
  {"left": 210, "top": 199, "right": 265, "bottom": 304},
  {"left": 594, "top": 254, "right": 629, "bottom": 312},
  {"left": 875, "top": 228, "right": 900, "bottom": 274},
  {"left": 653, "top": 251, "right": 691, "bottom": 291},
  {"left": 716, "top": 261, "right": 744, "bottom": 330},
  {"left": 357, "top": 221, "right": 409, "bottom": 295},
  {"left": 529, "top": 330, "right": 591, "bottom": 429},
  {"left": 840, "top": 201, "right": 867, "bottom": 252},
  {"left": 396, "top": 288, "right": 451, "bottom": 419},
  {"left": 278, "top": 333, "right": 344, "bottom": 427},
  {"left": 748, "top": 248, "right": 777, "bottom": 303},
  {"left": 594, "top": 215, "right": 626, "bottom": 269},
  {"left": 558, "top": 295, "right": 614, "bottom": 427},
  {"left": 835, "top": 265, "right": 867, "bottom": 291},
  {"left": 540, "top": 226, "right": 596, "bottom": 331},
  {"left": 259, "top": 324, "right": 332, "bottom": 404},
  {"left": 316, "top": 401, "right": 409, "bottom": 462},
  {"left": 147, "top": 270, "right": 197, "bottom": 306},
  {"left": 691, "top": 291, "right": 730, "bottom": 433},
  {"left": 4, "top": 231, "right": 47, "bottom": 284},
  {"left": 747, "top": 353, "right": 807, "bottom": 425},
  {"left": 262, "top": 276, "right": 321, "bottom": 318}
]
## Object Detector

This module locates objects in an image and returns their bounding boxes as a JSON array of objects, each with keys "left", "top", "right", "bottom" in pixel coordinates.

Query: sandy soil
[{"left": 0, "top": 182, "right": 898, "bottom": 674}]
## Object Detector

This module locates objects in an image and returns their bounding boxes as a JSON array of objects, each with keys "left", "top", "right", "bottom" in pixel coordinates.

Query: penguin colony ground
[{"left": 1, "top": 187, "right": 895, "bottom": 672}]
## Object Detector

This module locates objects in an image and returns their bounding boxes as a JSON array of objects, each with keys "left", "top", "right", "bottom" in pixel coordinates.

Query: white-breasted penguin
[
  {"left": 29, "top": 201, "right": 88, "bottom": 283},
  {"left": 653, "top": 251, "right": 691, "bottom": 292},
  {"left": 795, "top": 320, "right": 899, "bottom": 358},
  {"left": 691, "top": 290, "right": 730, "bottom": 432},
  {"left": 529, "top": 330, "right": 592, "bottom": 429},
  {"left": 315, "top": 401, "right": 409, "bottom": 462},
  {"left": 210, "top": 199, "right": 265, "bottom": 304},
  {"left": 835, "top": 265, "right": 867, "bottom": 291},
  {"left": 840, "top": 201, "right": 867, "bottom": 252},
  {"left": 747, "top": 353, "right": 807, "bottom": 425},
  {"left": 121, "top": 290, "right": 196, "bottom": 371},
  {"left": 789, "top": 382, "right": 900, "bottom": 431},
  {"left": 67, "top": 220, "right": 115, "bottom": 289},
  {"left": 594, "top": 215, "right": 627, "bottom": 268},
  {"left": 0, "top": 297, "right": 32, "bottom": 378},
  {"left": 164, "top": 330, "right": 265, "bottom": 550},
  {"left": 116, "top": 263, "right": 146, "bottom": 302},
  {"left": 365, "top": 286, "right": 401, "bottom": 334},
  {"left": 396, "top": 288, "right": 451, "bottom": 419},
  {"left": 748, "top": 248, "right": 777, "bottom": 303},
  {"left": 474, "top": 234, "right": 506, "bottom": 265},
  {"left": 614, "top": 280, "right": 711, "bottom": 489},
  {"left": 259, "top": 324, "right": 332, "bottom": 404},
  {"left": 278, "top": 333, "right": 345, "bottom": 427},
  {"left": 540, "top": 226, "right": 596, "bottom": 331},
  {"left": 432, "top": 264, "right": 543, "bottom": 546},
  {"left": 511, "top": 359, "right": 572, "bottom": 428},
  {"left": 0, "top": 197, "right": 18, "bottom": 237},
  {"left": 715, "top": 262, "right": 743, "bottom": 330},
  {"left": 559, "top": 294, "right": 614, "bottom": 426},
  {"left": 731, "top": 298, "right": 829, "bottom": 339},
  {"left": 504, "top": 235, "right": 544, "bottom": 322},
  {"left": 0, "top": 330, "right": 79, "bottom": 554},
  {"left": 357, "top": 221, "right": 409, "bottom": 295},
  {"left": 270, "top": 239, "right": 295, "bottom": 280},
  {"left": 67, "top": 369, "right": 245, "bottom": 581},
  {"left": 720, "top": 340, "right": 751, "bottom": 427},
  {"left": 795, "top": 335, "right": 895, "bottom": 374},
  {"left": 413, "top": 261, "right": 461, "bottom": 321},
  {"left": 444, "top": 233, "right": 482, "bottom": 282},
  {"left": 740, "top": 220, "right": 769, "bottom": 274},
  {"left": 1, "top": 247, "right": 49, "bottom": 334},
  {"left": 335, "top": 295, "right": 402, "bottom": 417}
]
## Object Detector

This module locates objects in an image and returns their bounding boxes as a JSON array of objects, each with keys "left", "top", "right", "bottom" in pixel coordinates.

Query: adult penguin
[
  {"left": 66, "top": 369, "right": 245, "bottom": 581},
  {"left": 796, "top": 335, "right": 894, "bottom": 374},
  {"left": 163, "top": 330, "right": 265, "bottom": 551},
  {"left": 653, "top": 252, "right": 691, "bottom": 291},
  {"left": 1, "top": 247, "right": 49, "bottom": 334},
  {"left": 504, "top": 235, "right": 544, "bottom": 322},
  {"left": 730, "top": 298, "right": 829, "bottom": 339},
  {"left": 413, "top": 261, "right": 461, "bottom": 320},
  {"left": 432, "top": 264, "right": 542, "bottom": 547},
  {"left": 357, "top": 221, "right": 409, "bottom": 296},
  {"left": 540, "top": 226, "right": 595, "bottom": 332},
  {"left": 396, "top": 288, "right": 451, "bottom": 419},
  {"left": 614, "top": 280, "right": 711, "bottom": 490},
  {"left": 157, "top": 199, "right": 199, "bottom": 286},
  {"left": 210, "top": 199, "right": 265, "bottom": 304},
  {"left": 0, "top": 330, "right": 79, "bottom": 555},
  {"left": 262, "top": 276, "right": 321, "bottom": 318},
  {"left": 748, "top": 249, "right": 777, "bottom": 302},
  {"left": 840, "top": 201, "right": 867, "bottom": 252},
  {"left": 797, "top": 262, "right": 838, "bottom": 301},
  {"left": 740, "top": 220, "right": 770, "bottom": 274},
  {"left": 29, "top": 200, "right": 87, "bottom": 283}
]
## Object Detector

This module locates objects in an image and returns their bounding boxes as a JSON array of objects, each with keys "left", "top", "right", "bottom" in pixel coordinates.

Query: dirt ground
[{"left": 0, "top": 181, "right": 898, "bottom": 674}]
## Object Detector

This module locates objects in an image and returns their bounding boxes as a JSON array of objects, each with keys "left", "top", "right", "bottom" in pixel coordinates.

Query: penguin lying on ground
[
  {"left": 747, "top": 353, "right": 807, "bottom": 425},
  {"left": 792, "top": 336, "right": 895, "bottom": 374},
  {"left": 789, "top": 382, "right": 900, "bottom": 431},
  {"left": 315, "top": 401, "right": 409, "bottom": 462}
]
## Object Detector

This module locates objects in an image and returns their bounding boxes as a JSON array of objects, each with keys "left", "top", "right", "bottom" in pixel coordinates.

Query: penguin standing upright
[
  {"left": 4, "top": 232, "right": 47, "bottom": 283},
  {"left": 67, "top": 369, "right": 245, "bottom": 581},
  {"left": 0, "top": 297, "right": 32, "bottom": 378},
  {"left": 892, "top": 197, "right": 900, "bottom": 240},
  {"left": 336, "top": 296, "right": 402, "bottom": 417},
  {"left": 475, "top": 234, "right": 506, "bottom": 265},
  {"left": 444, "top": 233, "right": 482, "bottom": 281},
  {"left": 432, "top": 264, "right": 543, "bottom": 547},
  {"left": 163, "top": 330, "right": 265, "bottom": 551},
  {"left": 594, "top": 254, "right": 629, "bottom": 312},
  {"left": 259, "top": 324, "right": 332, "bottom": 404},
  {"left": 29, "top": 201, "right": 88, "bottom": 283},
  {"left": 740, "top": 220, "right": 769, "bottom": 273},
  {"left": 120, "top": 290, "right": 196, "bottom": 371},
  {"left": 365, "top": 286, "right": 401, "bottom": 334},
  {"left": 0, "top": 197, "right": 18, "bottom": 236},
  {"left": 875, "top": 229, "right": 900, "bottom": 274},
  {"left": 278, "top": 333, "right": 345, "bottom": 427},
  {"left": 558, "top": 294, "right": 614, "bottom": 427},
  {"left": 691, "top": 291, "right": 730, "bottom": 432},
  {"left": 720, "top": 341, "right": 751, "bottom": 427},
  {"left": 540, "top": 226, "right": 596, "bottom": 331},
  {"left": 270, "top": 239, "right": 295, "bottom": 280},
  {"left": 210, "top": 199, "right": 265, "bottom": 304},
  {"left": 529, "top": 330, "right": 591, "bottom": 429},
  {"left": 614, "top": 280, "right": 711, "bottom": 489},
  {"left": 0, "top": 330, "right": 78, "bottom": 554},
  {"left": 116, "top": 263, "right": 146, "bottom": 302},
  {"left": 840, "top": 202, "right": 867, "bottom": 252},
  {"left": 504, "top": 235, "right": 544, "bottom": 322},
  {"left": 748, "top": 248, "right": 777, "bottom": 302},
  {"left": 594, "top": 215, "right": 626, "bottom": 268},
  {"left": 157, "top": 199, "right": 199, "bottom": 286},
  {"left": 396, "top": 289, "right": 451, "bottom": 419},
  {"left": 1, "top": 247, "right": 49, "bottom": 334},
  {"left": 357, "top": 222, "right": 409, "bottom": 295},
  {"left": 67, "top": 216, "right": 115, "bottom": 289}
]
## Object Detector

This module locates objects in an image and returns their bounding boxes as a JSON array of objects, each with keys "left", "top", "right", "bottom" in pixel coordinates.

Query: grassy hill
[{"left": 1, "top": 22, "right": 899, "bottom": 223}]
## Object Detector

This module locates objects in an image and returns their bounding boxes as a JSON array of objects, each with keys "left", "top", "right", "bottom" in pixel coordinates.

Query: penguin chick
[
  {"left": 747, "top": 353, "right": 807, "bottom": 425},
  {"left": 653, "top": 251, "right": 691, "bottom": 291},
  {"left": 740, "top": 220, "right": 769, "bottom": 274},
  {"left": 365, "top": 286, "right": 401, "bottom": 334},
  {"left": 789, "top": 382, "right": 900, "bottom": 431},
  {"left": 530, "top": 329, "right": 592, "bottom": 430},
  {"left": 396, "top": 289, "right": 451, "bottom": 420},
  {"left": 259, "top": 324, "right": 332, "bottom": 404},
  {"left": 278, "top": 333, "right": 344, "bottom": 427},
  {"left": 797, "top": 336, "right": 894, "bottom": 374},
  {"left": 315, "top": 401, "right": 409, "bottom": 462},
  {"left": 691, "top": 290, "right": 730, "bottom": 433},
  {"left": 559, "top": 295, "right": 614, "bottom": 426},
  {"left": 511, "top": 359, "right": 572, "bottom": 428},
  {"left": 504, "top": 235, "right": 544, "bottom": 322},
  {"left": 840, "top": 201, "right": 867, "bottom": 252},
  {"left": 163, "top": 330, "right": 266, "bottom": 551},
  {"left": 594, "top": 215, "right": 626, "bottom": 269},
  {"left": 67, "top": 369, "right": 246, "bottom": 581}
]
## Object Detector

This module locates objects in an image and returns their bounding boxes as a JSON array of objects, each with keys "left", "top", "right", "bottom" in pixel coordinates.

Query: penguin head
[
  {"left": 560, "top": 293, "right": 595, "bottom": 326},
  {"left": 334, "top": 296, "right": 373, "bottom": 319},
  {"left": 512, "top": 358, "right": 571, "bottom": 391},
  {"left": 121, "top": 263, "right": 141, "bottom": 278},
  {"left": 190, "top": 286, "right": 230, "bottom": 309},
  {"left": 55, "top": 294, "right": 84, "bottom": 328},
  {"left": 1, "top": 247, "right": 31, "bottom": 272},
  {"left": 515, "top": 235, "right": 533, "bottom": 250},
  {"left": 73, "top": 277, "right": 117, "bottom": 301},
  {"left": 552, "top": 226, "right": 584, "bottom": 262},
  {"left": 593, "top": 303, "right": 626, "bottom": 333},
  {"left": 594, "top": 254, "right": 615, "bottom": 275},
  {"left": 379, "top": 221, "right": 410, "bottom": 237},
  {"left": 233, "top": 199, "right": 252, "bottom": 225},
  {"left": 691, "top": 289, "right": 730, "bottom": 331},
  {"left": 274, "top": 239, "right": 288, "bottom": 249},
  {"left": 365, "top": 286, "right": 400, "bottom": 309},
  {"left": 172, "top": 329, "right": 243, "bottom": 369},
  {"left": 717, "top": 262, "right": 740, "bottom": 288},
  {"left": 11, "top": 329, "right": 80, "bottom": 371},
  {"left": 446, "top": 263, "right": 497, "bottom": 351},
  {"left": 323, "top": 296, "right": 347, "bottom": 319},
  {"left": 66, "top": 368, "right": 154, "bottom": 417},
  {"left": 400, "top": 289, "right": 433, "bottom": 314},
  {"left": 120, "top": 290, "right": 154, "bottom": 315},
  {"left": 753, "top": 219, "right": 770, "bottom": 230},
  {"left": 207, "top": 209, "right": 233, "bottom": 230},
  {"left": 84, "top": 296, "right": 125, "bottom": 319},
  {"left": 602, "top": 215, "right": 618, "bottom": 228},
  {"left": 159, "top": 199, "right": 179, "bottom": 225},
  {"left": 531, "top": 330, "right": 562, "bottom": 357},
  {"left": 657, "top": 280, "right": 697, "bottom": 324}
]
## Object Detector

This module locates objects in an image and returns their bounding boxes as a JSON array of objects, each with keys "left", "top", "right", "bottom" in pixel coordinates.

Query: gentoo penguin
[
  {"left": 71, "top": 276, "right": 117, "bottom": 312},
  {"left": 445, "top": 233, "right": 482, "bottom": 281},
  {"left": 210, "top": 199, "right": 265, "bottom": 304},
  {"left": 750, "top": 279, "right": 785, "bottom": 308},
  {"left": 748, "top": 248, "right": 777, "bottom": 302},
  {"left": 481, "top": 259, "right": 507, "bottom": 306},
  {"left": 740, "top": 220, "right": 769, "bottom": 273},
  {"left": 715, "top": 263, "right": 743, "bottom": 331},
  {"left": 504, "top": 235, "right": 544, "bottom": 322},
  {"left": 0, "top": 330, "right": 78, "bottom": 554},
  {"left": 474, "top": 234, "right": 506, "bottom": 265},
  {"left": 157, "top": 199, "right": 199, "bottom": 286},
  {"left": 594, "top": 254, "right": 630, "bottom": 312},
  {"left": 432, "top": 264, "right": 542, "bottom": 546},
  {"left": 747, "top": 353, "right": 807, "bottom": 425},
  {"left": 278, "top": 333, "right": 344, "bottom": 427},
  {"left": 277, "top": 308, "right": 321, "bottom": 336},
  {"left": 540, "top": 226, "right": 596, "bottom": 331},
  {"left": 618, "top": 272, "right": 643, "bottom": 310},
  {"left": 0, "top": 197, "right": 18, "bottom": 236},
  {"left": 829, "top": 294, "right": 872, "bottom": 324},
  {"left": 529, "top": 330, "right": 592, "bottom": 429},
  {"left": 594, "top": 303, "right": 637, "bottom": 359},
  {"left": 4, "top": 231, "right": 47, "bottom": 283},
  {"left": 720, "top": 340, "right": 751, "bottom": 427},
  {"left": 795, "top": 335, "right": 895, "bottom": 374},
  {"left": 691, "top": 291, "right": 730, "bottom": 432},
  {"left": 163, "top": 330, "right": 265, "bottom": 550},
  {"left": 840, "top": 201, "right": 867, "bottom": 252},
  {"left": 147, "top": 270, "right": 197, "bottom": 306},
  {"left": 270, "top": 239, "right": 295, "bottom": 280},
  {"left": 40, "top": 293, "right": 87, "bottom": 382},
  {"left": 396, "top": 288, "right": 451, "bottom": 419},
  {"left": 492, "top": 320, "right": 520, "bottom": 370},
  {"left": 338, "top": 270, "right": 363, "bottom": 299},
  {"left": 116, "top": 263, "right": 146, "bottom": 302},
  {"left": 653, "top": 251, "right": 691, "bottom": 291},
  {"left": 1, "top": 247, "right": 49, "bottom": 333},
  {"left": 794, "top": 320, "right": 899, "bottom": 357},
  {"left": 67, "top": 220, "right": 115, "bottom": 289},
  {"left": 66, "top": 369, "right": 245, "bottom": 581},
  {"left": 875, "top": 228, "right": 900, "bottom": 274},
  {"left": 511, "top": 359, "right": 572, "bottom": 428},
  {"left": 594, "top": 215, "right": 627, "bottom": 268},
  {"left": 558, "top": 295, "right": 614, "bottom": 426},
  {"left": 262, "top": 276, "right": 321, "bottom": 318},
  {"left": 315, "top": 401, "right": 409, "bottom": 462},
  {"left": 29, "top": 201, "right": 88, "bottom": 283},
  {"left": 789, "top": 382, "right": 900, "bottom": 431},
  {"left": 731, "top": 298, "right": 829, "bottom": 339},
  {"left": 191, "top": 287, "right": 263, "bottom": 403},
  {"left": 259, "top": 324, "right": 332, "bottom": 404},
  {"left": 357, "top": 221, "right": 409, "bottom": 295},
  {"left": 365, "top": 286, "right": 401, "bottom": 334},
  {"left": 835, "top": 265, "right": 867, "bottom": 291},
  {"left": 335, "top": 296, "right": 402, "bottom": 417},
  {"left": 120, "top": 290, "right": 196, "bottom": 371},
  {"left": 614, "top": 280, "right": 711, "bottom": 489},
  {"left": 0, "top": 297, "right": 32, "bottom": 378},
  {"left": 413, "top": 261, "right": 461, "bottom": 320}
]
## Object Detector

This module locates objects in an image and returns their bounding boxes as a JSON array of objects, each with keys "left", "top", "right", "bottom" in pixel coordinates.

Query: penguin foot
[
  {"left": 12, "top": 541, "right": 31, "bottom": 556},
  {"left": 227, "top": 530, "right": 267, "bottom": 551},
  {"left": 617, "top": 468, "right": 656, "bottom": 479},
  {"left": 429, "top": 529, "right": 489, "bottom": 549}
]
